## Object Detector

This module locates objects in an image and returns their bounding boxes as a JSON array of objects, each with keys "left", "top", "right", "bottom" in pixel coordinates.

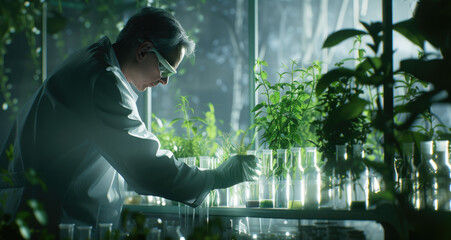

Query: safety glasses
[{"left": 148, "top": 48, "right": 177, "bottom": 78}]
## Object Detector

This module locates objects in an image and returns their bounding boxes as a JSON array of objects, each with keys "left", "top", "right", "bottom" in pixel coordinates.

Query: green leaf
[
  {"left": 191, "top": 117, "right": 205, "bottom": 123},
  {"left": 261, "top": 71, "right": 268, "bottom": 80},
  {"left": 191, "top": 127, "right": 198, "bottom": 135},
  {"left": 322, "top": 29, "right": 367, "bottom": 48},
  {"left": 395, "top": 91, "right": 437, "bottom": 131},
  {"left": 316, "top": 68, "right": 356, "bottom": 95},
  {"left": 18, "top": 224, "right": 31, "bottom": 240},
  {"left": 270, "top": 91, "right": 280, "bottom": 104},
  {"left": 15, "top": 213, "right": 31, "bottom": 239},
  {"left": 394, "top": 19, "right": 426, "bottom": 50},
  {"left": 356, "top": 74, "right": 384, "bottom": 86},
  {"left": 335, "top": 97, "right": 369, "bottom": 121},
  {"left": 358, "top": 49, "right": 365, "bottom": 59},
  {"left": 170, "top": 118, "right": 183, "bottom": 125},
  {"left": 361, "top": 21, "right": 383, "bottom": 38},
  {"left": 356, "top": 57, "right": 382, "bottom": 73},
  {"left": 27, "top": 199, "right": 47, "bottom": 225},
  {"left": 258, "top": 59, "right": 268, "bottom": 66},
  {"left": 395, "top": 130, "right": 428, "bottom": 143},
  {"left": 251, "top": 102, "right": 266, "bottom": 112},
  {"left": 400, "top": 59, "right": 448, "bottom": 90},
  {"left": 2, "top": 174, "right": 14, "bottom": 186}
]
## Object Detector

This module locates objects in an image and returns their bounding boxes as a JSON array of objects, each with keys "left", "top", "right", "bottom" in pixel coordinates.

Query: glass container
[
  {"left": 228, "top": 153, "right": 245, "bottom": 207},
  {"left": 435, "top": 140, "right": 451, "bottom": 211},
  {"left": 199, "top": 156, "right": 211, "bottom": 170},
  {"left": 186, "top": 157, "right": 197, "bottom": 167},
  {"left": 320, "top": 165, "right": 334, "bottom": 210},
  {"left": 288, "top": 147, "right": 304, "bottom": 209},
  {"left": 350, "top": 144, "right": 369, "bottom": 210},
  {"left": 76, "top": 225, "right": 92, "bottom": 240},
  {"left": 415, "top": 141, "right": 436, "bottom": 210},
  {"left": 259, "top": 149, "right": 274, "bottom": 208},
  {"left": 274, "top": 149, "right": 288, "bottom": 208},
  {"left": 245, "top": 150, "right": 259, "bottom": 207},
  {"left": 98, "top": 223, "right": 112, "bottom": 240},
  {"left": 213, "top": 156, "right": 228, "bottom": 206},
  {"left": 398, "top": 143, "right": 416, "bottom": 207},
  {"left": 199, "top": 156, "right": 213, "bottom": 224},
  {"left": 333, "top": 145, "right": 351, "bottom": 210},
  {"left": 59, "top": 223, "right": 75, "bottom": 240},
  {"left": 303, "top": 147, "right": 321, "bottom": 209}
]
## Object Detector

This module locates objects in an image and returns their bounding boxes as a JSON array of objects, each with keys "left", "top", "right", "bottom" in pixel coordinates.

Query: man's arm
[{"left": 90, "top": 71, "right": 214, "bottom": 207}]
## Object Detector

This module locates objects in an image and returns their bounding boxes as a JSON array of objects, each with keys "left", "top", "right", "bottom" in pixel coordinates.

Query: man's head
[{"left": 114, "top": 7, "right": 195, "bottom": 91}]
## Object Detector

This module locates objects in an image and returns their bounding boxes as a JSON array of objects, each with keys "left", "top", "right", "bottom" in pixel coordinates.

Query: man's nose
[{"left": 159, "top": 77, "right": 169, "bottom": 85}]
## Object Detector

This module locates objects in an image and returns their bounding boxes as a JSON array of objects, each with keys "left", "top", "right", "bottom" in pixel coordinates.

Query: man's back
[{"left": 0, "top": 37, "right": 126, "bottom": 233}]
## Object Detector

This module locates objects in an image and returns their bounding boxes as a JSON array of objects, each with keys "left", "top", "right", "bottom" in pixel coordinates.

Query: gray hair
[{"left": 116, "top": 7, "right": 195, "bottom": 58}]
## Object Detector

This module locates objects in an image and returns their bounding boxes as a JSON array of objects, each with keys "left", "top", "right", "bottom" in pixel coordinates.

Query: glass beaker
[
  {"left": 199, "top": 156, "right": 211, "bottom": 170},
  {"left": 274, "top": 149, "right": 288, "bottom": 208},
  {"left": 259, "top": 149, "right": 274, "bottom": 208},
  {"left": 333, "top": 144, "right": 351, "bottom": 210},
  {"left": 186, "top": 157, "right": 197, "bottom": 167},
  {"left": 288, "top": 147, "right": 303, "bottom": 209},
  {"left": 59, "top": 223, "right": 75, "bottom": 240},
  {"left": 303, "top": 147, "right": 320, "bottom": 209}
]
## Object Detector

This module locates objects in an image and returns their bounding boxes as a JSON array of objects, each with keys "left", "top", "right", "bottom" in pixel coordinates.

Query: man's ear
[{"left": 136, "top": 41, "right": 154, "bottom": 62}]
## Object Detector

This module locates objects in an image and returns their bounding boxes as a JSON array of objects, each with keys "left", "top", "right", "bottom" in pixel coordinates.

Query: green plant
[
  {"left": 217, "top": 127, "right": 254, "bottom": 164},
  {"left": 394, "top": 71, "right": 450, "bottom": 141},
  {"left": 0, "top": 145, "right": 52, "bottom": 239},
  {"left": 168, "top": 96, "right": 221, "bottom": 160},
  {"left": 252, "top": 59, "right": 320, "bottom": 151},
  {"left": 230, "top": 128, "right": 255, "bottom": 156},
  {"left": 317, "top": 0, "right": 451, "bottom": 173},
  {"left": 316, "top": 0, "right": 451, "bottom": 238},
  {"left": 151, "top": 113, "right": 177, "bottom": 151},
  {"left": 313, "top": 57, "right": 371, "bottom": 175}
]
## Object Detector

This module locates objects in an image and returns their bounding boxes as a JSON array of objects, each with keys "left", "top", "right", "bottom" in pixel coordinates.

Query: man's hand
[{"left": 212, "top": 155, "right": 261, "bottom": 189}]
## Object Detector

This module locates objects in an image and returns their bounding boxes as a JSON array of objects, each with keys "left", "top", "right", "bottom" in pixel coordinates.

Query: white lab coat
[{"left": 0, "top": 37, "right": 214, "bottom": 232}]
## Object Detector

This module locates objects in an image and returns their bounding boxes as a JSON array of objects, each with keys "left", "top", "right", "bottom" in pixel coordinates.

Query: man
[{"left": 0, "top": 7, "right": 258, "bottom": 235}]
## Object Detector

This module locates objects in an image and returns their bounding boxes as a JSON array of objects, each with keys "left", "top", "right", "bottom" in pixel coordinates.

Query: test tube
[
  {"left": 59, "top": 223, "right": 75, "bottom": 240},
  {"left": 98, "top": 223, "right": 112, "bottom": 240},
  {"left": 76, "top": 225, "right": 92, "bottom": 240}
]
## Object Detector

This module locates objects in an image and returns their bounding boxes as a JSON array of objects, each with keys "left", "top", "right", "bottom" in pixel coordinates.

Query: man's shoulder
[{"left": 51, "top": 38, "right": 113, "bottom": 81}]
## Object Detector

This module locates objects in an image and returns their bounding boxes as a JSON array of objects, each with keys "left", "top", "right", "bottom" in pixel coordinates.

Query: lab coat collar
[{"left": 98, "top": 36, "right": 139, "bottom": 102}]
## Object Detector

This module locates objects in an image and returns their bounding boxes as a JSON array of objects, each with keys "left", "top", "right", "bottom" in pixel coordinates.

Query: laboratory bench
[{"left": 122, "top": 203, "right": 451, "bottom": 240}]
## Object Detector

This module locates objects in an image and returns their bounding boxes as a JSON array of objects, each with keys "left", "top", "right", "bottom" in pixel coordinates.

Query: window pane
[{"left": 151, "top": 0, "right": 250, "bottom": 139}]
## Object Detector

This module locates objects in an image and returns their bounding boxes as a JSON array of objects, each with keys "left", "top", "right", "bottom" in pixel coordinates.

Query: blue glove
[{"left": 212, "top": 155, "right": 261, "bottom": 189}]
